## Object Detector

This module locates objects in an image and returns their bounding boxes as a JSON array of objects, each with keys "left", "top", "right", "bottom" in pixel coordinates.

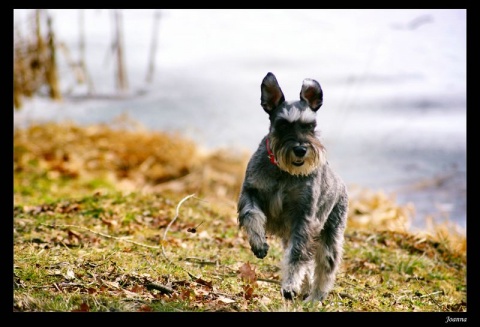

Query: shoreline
[{"left": 13, "top": 114, "right": 466, "bottom": 236}]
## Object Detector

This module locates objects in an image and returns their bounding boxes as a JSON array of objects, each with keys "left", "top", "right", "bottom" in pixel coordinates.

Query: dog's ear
[
  {"left": 261, "top": 72, "right": 285, "bottom": 114},
  {"left": 300, "top": 78, "right": 323, "bottom": 111}
]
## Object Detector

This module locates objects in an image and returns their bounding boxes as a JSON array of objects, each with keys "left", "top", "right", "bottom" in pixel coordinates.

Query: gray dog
[{"left": 238, "top": 72, "right": 348, "bottom": 302}]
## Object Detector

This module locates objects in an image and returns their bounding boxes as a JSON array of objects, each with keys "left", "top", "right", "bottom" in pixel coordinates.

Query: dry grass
[
  {"left": 14, "top": 117, "right": 464, "bottom": 242},
  {"left": 13, "top": 118, "right": 467, "bottom": 312}
]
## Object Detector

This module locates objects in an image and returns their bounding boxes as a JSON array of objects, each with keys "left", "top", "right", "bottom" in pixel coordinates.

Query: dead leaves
[
  {"left": 14, "top": 120, "right": 249, "bottom": 200},
  {"left": 238, "top": 262, "right": 258, "bottom": 301},
  {"left": 159, "top": 278, "right": 239, "bottom": 311},
  {"left": 16, "top": 257, "right": 241, "bottom": 311},
  {"left": 22, "top": 201, "right": 81, "bottom": 216},
  {"left": 347, "top": 186, "right": 414, "bottom": 232},
  {"left": 14, "top": 121, "right": 198, "bottom": 183},
  {"left": 238, "top": 262, "right": 257, "bottom": 284},
  {"left": 72, "top": 302, "right": 90, "bottom": 312},
  {"left": 13, "top": 121, "right": 467, "bottom": 312}
]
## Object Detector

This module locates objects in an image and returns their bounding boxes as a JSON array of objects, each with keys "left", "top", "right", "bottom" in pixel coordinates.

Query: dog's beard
[{"left": 270, "top": 138, "right": 326, "bottom": 176}]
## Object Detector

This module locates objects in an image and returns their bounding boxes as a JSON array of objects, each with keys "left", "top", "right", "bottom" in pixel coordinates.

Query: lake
[{"left": 13, "top": 9, "right": 467, "bottom": 232}]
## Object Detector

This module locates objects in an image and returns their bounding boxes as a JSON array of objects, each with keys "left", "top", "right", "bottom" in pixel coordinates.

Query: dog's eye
[
  {"left": 302, "top": 123, "right": 316, "bottom": 131},
  {"left": 276, "top": 120, "right": 290, "bottom": 130}
]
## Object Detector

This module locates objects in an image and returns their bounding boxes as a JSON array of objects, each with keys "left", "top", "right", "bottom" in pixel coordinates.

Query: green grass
[
  {"left": 13, "top": 122, "right": 467, "bottom": 312},
  {"left": 14, "top": 186, "right": 466, "bottom": 312}
]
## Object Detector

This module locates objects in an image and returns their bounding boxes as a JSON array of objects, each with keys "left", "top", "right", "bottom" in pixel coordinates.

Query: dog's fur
[{"left": 237, "top": 72, "right": 348, "bottom": 302}]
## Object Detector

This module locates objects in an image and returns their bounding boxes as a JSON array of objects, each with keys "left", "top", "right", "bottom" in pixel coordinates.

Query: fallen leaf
[
  {"left": 243, "top": 285, "right": 255, "bottom": 300},
  {"left": 198, "top": 230, "right": 211, "bottom": 239},
  {"left": 101, "top": 279, "right": 120, "bottom": 289},
  {"left": 194, "top": 288, "right": 210, "bottom": 296},
  {"left": 259, "top": 296, "right": 272, "bottom": 305},
  {"left": 195, "top": 278, "right": 213, "bottom": 289},
  {"left": 238, "top": 262, "right": 257, "bottom": 284},
  {"left": 101, "top": 217, "right": 118, "bottom": 228},
  {"left": 217, "top": 296, "right": 235, "bottom": 304},
  {"left": 67, "top": 229, "right": 82, "bottom": 241},
  {"left": 64, "top": 268, "right": 76, "bottom": 280},
  {"left": 130, "top": 285, "right": 145, "bottom": 293},
  {"left": 180, "top": 288, "right": 193, "bottom": 300},
  {"left": 138, "top": 305, "right": 153, "bottom": 312},
  {"left": 87, "top": 287, "right": 97, "bottom": 294},
  {"left": 363, "top": 261, "right": 378, "bottom": 270},
  {"left": 123, "top": 289, "right": 140, "bottom": 298},
  {"left": 71, "top": 302, "right": 89, "bottom": 312}
]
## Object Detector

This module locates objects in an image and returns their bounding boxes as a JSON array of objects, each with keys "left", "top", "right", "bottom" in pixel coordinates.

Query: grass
[{"left": 13, "top": 119, "right": 467, "bottom": 312}]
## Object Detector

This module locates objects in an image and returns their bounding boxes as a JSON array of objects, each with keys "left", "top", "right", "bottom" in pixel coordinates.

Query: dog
[{"left": 237, "top": 72, "right": 348, "bottom": 302}]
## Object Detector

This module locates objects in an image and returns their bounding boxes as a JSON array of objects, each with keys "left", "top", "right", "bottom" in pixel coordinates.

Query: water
[{"left": 13, "top": 9, "right": 466, "bottom": 232}]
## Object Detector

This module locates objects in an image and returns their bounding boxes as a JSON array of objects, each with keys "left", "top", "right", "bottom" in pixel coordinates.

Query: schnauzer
[{"left": 238, "top": 72, "right": 348, "bottom": 302}]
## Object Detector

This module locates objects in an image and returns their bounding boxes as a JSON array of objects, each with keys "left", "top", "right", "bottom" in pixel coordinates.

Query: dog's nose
[{"left": 293, "top": 146, "right": 307, "bottom": 157}]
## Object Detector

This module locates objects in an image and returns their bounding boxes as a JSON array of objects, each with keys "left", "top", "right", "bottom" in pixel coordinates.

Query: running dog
[{"left": 238, "top": 72, "right": 348, "bottom": 302}]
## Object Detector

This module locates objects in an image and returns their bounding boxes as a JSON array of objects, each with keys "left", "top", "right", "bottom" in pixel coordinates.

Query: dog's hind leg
[
  {"left": 306, "top": 197, "right": 348, "bottom": 302},
  {"left": 280, "top": 235, "right": 315, "bottom": 300},
  {"left": 289, "top": 232, "right": 314, "bottom": 299}
]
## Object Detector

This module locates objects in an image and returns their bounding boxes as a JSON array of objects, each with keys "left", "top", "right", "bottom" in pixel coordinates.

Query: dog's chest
[{"left": 261, "top": 178, "right": 315, "bottom": 221}]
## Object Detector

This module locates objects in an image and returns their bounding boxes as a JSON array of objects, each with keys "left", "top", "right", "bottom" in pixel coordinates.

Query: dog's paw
[
  {"left": 251, "top": 242, "right": 269, "bottom": 259},
  {"left": 303, "top": 291, "right": 327, "bottom": 303},
  {"left": 281, "top": 288, "right": 298, "bottom": 301}
]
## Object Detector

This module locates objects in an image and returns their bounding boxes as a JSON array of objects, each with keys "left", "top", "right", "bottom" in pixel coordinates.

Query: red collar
[{"left": 266, "top": 138, "right": 277, "bottom": 165}]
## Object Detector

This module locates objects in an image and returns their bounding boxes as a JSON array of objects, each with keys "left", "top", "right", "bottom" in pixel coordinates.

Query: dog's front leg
[{"left": 238, "top": 188, "right": 269, "bottom": 259}]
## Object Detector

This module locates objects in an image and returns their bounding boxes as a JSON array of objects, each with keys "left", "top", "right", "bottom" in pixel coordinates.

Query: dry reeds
[
  {"left": 14, "top": 10, "right": 62, "bottom": 109},
  {"left": 13, "top": 116, "right": 248, "bottom": 202},
  {"left": 347, "top": 185, "right": 414, "bottom": 232}
]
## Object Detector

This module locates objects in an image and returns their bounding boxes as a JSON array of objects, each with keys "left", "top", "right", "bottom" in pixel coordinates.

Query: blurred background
[{"left": 13, "top": 9, "right": 466, "bottom": 232}]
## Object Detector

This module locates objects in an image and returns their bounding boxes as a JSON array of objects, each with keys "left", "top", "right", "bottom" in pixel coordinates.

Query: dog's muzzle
[
  {"left": 269, "top": 137, "right": 324, "bottom": 176},
  {"left": 292, "top": 146, "right": 307, "bottom": 166},
  {"left": 293, "top": 146, "right": 307, "bottom": 157}
]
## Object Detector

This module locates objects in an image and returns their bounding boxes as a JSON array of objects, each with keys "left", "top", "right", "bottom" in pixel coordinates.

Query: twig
[
  {"left": 338, "top": 292, "right": 355, "bottom": 300},
  {"left": 41, "top": 194, "right": 200, "bottom": 281},
  {"left": 416, "top": 288, "right": 443, "bottom": 309},
  {"left": 394, "top": 293, "right": 409, "bottom": 304},
  {"left": 161, "top": 194, "right": 199, "bottom": 280},
  {"left": 41, "top": 223, "right": 161, "bottom": 249},
  {"left": 257, "top": 278, "right": 281, "bottom": 285},
  {"left": 145, "top": 282, "right": 174, "bottom": 294},
  {"left": 53, "top": 282, "right": 63, "bottom": 293},
  {"left": 211, "top": 290, "right": 241, "bottom": 300},
  {"left": 184, "top": 257, "right": 218, "bottom": 265},
  {"left": 162, "top": 193, "right": 196, "bottom": 245},
  {"left": 418, "top": 290, "right": 443, "bottom": 299}
]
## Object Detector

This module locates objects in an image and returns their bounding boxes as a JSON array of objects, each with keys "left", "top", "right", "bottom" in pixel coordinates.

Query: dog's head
[{"left": 261, "top": 72, "right": 326, "bottom": 176}]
